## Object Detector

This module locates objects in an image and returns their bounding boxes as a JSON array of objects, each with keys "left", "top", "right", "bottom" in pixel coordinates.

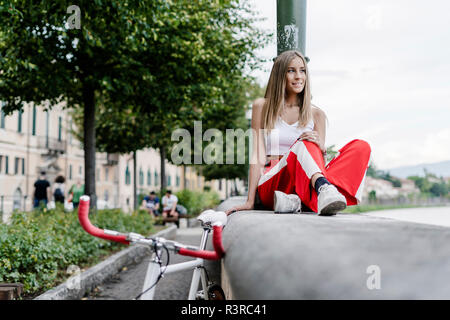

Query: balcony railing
[
  {"left": 106, "top": 153, "right": 119, "bottom": 166},
  {"left": 37, "top": 136, "right": 67, "bottom": 153}
]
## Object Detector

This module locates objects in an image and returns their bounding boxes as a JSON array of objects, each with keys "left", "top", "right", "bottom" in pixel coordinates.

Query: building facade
[{"left": 0, "top": 101, "right": 244, "bottom": 222}]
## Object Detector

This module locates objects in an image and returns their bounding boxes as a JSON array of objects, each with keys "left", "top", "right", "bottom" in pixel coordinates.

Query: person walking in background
[
  {"left": 33, "top": 171, "right": 51, "bottom": 209},
  {"left": 53, "top": 175, "right": 66, "bottom": 204},
  {"left": 68, "top": 176, "right": 85, "bottom": 209},
  {"left": 161, "top": 190, "right": 178, "bottom": 219}
]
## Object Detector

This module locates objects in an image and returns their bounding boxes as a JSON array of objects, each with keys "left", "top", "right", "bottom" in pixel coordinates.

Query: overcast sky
[{"left": 246, "top": 0, "right": 450, "bottom": 170}]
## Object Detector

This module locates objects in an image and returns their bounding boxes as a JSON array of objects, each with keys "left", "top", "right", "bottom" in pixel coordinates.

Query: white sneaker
[
  {"left": 273, "top": 191, "right": 302, "bottom": 213},
  {"left": 317, "top": 184, "right": 347, "bottom": 216}
]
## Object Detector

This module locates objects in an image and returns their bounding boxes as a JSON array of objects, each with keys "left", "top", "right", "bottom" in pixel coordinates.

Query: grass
[{"left": 343, "top": 203, "right": 448, "bottom": 214}]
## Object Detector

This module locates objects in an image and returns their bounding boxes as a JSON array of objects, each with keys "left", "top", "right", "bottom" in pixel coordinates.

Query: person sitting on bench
[
  {"left": 141, "top": 191, "right": 160, "bottom": 218},
  {"left": 161, "top": 190, "right": 178, "bottom": 220}
]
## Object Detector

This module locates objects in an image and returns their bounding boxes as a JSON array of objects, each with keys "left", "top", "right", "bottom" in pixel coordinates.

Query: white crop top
[{"left": 264, "top": 117, "right": 314, "bottom": 155}]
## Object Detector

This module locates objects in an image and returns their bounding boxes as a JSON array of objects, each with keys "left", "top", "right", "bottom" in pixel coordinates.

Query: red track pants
[{"left": 257, "top": 139, "right": 372, "bottom": 212}]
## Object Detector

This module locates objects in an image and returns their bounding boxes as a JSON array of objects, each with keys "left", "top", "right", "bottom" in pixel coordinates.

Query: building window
[
  {"left": 105, "top": 167, "right": 109, "bottom": 182},
  {"left": 79, "top": 166, "right": 82, "bottom": 175},
  {"left": 17, "top": 109, "right": 23, "bottom": 133},
  {"left": 154, "top": 171, "right": 159, "bottom": 186},
  {"left": 176, "top": 175, "right": 180, "bottom": 187},
  {"left": 21, "top": 158, "right": 25, "bottom": 175},
  {"left": 5, "top": 156, "right": 9, "bottom": 174},
  {"left": 32, "top": 105, "right": 37, "bottom": 135},
  {"left": 0, "top": 102, "right": 5, "bottom": 129},
  {"left": 168, "top": 175, "right": 172, "bottom": 187},
  {"left": 0, "top": 155, "right": 3, "bottom": 173},
  {"left": 58, "top": 116, "right": 62, "bottom": 141},
  {"left": 139, "top": 167, "right": 144, "bottom": 186},
  {"left": 96, "top": 168, "right": 100, "bottom": 182},
  {"left": 69, "top": 164, "right": 72, "bottom": 180},
  {"left": 14, "top": 157, "right": 19, "bottom": 174},
  {"left": 147, "top": 169, "right": 151, "bottom": 186},
  {"left": 125, "top": 166, "right": 130, "bottom": 185},
  {"left": 218, "top": 179, "right": 222, "bottom": 191}
]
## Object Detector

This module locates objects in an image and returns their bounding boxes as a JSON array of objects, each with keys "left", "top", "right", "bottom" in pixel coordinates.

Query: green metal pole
[{"left": 277, "top": 0, "right": 307, "bottom": 57}]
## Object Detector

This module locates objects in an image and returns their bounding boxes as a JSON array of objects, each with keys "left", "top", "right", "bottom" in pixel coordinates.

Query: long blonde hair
[{"left": 262, "top": 50, "right": 312, "bottom": 131}]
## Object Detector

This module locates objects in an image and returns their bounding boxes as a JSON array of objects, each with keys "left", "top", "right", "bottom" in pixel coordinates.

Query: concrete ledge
[
  {"left": 220, "top": 197, "right": 450, "bottom": 299},
  {"left": 35, "top": 225, "right": 177, "bottom": 300}
]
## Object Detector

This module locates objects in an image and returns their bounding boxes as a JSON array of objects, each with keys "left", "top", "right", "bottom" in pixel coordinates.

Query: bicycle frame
[
  {"left": 77, "top": 195, "right": 226, "bottom": 300},
  {"left": 140, "top": 227, "right": 211, "bottom": 300}
]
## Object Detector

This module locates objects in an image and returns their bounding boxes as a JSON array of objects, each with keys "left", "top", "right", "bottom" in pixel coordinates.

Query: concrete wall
[{"left": 218, "top": 197, "right": 450, "bottom": 299}]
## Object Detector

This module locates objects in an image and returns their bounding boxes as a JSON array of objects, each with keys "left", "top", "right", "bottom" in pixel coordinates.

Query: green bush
[
  {"left": 175, "top": 190, "right": 221, "bottom": 217},
  {"left": 0, "top": 206, "right": 154, "bottom": 296}
]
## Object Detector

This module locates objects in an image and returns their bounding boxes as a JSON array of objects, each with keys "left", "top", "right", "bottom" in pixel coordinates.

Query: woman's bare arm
[
  {"left": 299, "top": 105, "right": 327, "bottom": 153},
  {"left": 312, "top": 106, "right": 327, "bottom": 153},
  {"left": 226, "top": 98, "right": 266, "bottom": 215}
]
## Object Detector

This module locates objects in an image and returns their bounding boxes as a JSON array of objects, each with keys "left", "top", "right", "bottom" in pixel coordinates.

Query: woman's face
[{"left": 285, "top": 56, "right": 306, "bottom": 96}]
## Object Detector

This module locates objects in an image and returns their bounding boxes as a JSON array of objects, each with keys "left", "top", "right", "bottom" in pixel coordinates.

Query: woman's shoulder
[
  {"left": 312, "top": 104, "right": 326, "bottom": 119},
  {"left": 250, "top": 98, "right": 266, "bottom": 129},
  {"left": 252, "top": 97, "right": 266, "bottom": 109}
]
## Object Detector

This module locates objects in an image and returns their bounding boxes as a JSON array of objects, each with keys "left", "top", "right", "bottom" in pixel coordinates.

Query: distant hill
[{"left": 383, "top": 160, "right": 450, "bottom": 179}]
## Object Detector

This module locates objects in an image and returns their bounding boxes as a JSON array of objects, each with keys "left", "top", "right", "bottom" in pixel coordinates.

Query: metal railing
[{"left": 36, "top": 136, "right": 67, "bottom": 153}]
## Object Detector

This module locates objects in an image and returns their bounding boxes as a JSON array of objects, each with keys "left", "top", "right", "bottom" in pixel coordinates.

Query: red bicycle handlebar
[
  {"left": 78, "top": 196, "right": 225, "bottom": 260},
  {"left": 178, "top": 225, "right": 225, "bottom": 260},
  {"left": 78, "top": 196, "right": 129, "bottom": 244}
]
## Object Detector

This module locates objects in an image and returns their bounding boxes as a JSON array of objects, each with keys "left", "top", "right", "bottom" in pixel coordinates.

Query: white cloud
[{"left": 247, "top": 0, "right": 450, "bottom": 170}]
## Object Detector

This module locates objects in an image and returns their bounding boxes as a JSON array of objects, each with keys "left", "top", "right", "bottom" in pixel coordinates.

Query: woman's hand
[
  {"left": 225, "top": 201, "right": 254, "bottom": 216},
  {"left": 298, "top": 130, "right": 325, "bottom": 153}
]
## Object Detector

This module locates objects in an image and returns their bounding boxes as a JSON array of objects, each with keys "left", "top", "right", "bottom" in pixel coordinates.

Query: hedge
[
  {"left": 175, "top": 190, "right": 221, "bottom": 216},
  {"left": 0, "top": 205, "right": 154, "bottom": 296}
]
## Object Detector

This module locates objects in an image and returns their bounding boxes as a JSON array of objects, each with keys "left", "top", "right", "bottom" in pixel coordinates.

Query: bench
[
  {"left": 0, "top": 283, "right": 23, "bottom": 300},
  {"left": 161, "top": 213, "right": 190, "bottom": 228}
]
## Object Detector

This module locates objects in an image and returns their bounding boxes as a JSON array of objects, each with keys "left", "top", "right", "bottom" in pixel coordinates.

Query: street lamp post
[{"left": 277, "top": 0, "right": 307, "bottom": 57}]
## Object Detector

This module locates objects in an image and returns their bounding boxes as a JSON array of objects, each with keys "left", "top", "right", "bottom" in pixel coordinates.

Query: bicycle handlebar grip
[
  {"left": 178, "top": 225, "right": 225, "bottom": 260},
  {"left": 78, "top": 195, "right": 130, "bottom": 245},
  {"left": 212, "top": 225, "right": 225, "bottom": 257}
]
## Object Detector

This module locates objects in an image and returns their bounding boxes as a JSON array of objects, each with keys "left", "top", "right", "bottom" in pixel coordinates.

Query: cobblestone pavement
[{"left": 87, "top": 226, "right": 220, "bottom": 300}]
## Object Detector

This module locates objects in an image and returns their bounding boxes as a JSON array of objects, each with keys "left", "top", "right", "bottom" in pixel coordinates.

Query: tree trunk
[
  {"left": 226, "top": 179, "right": 228, "bottom": 199},
  {"left": 133, "top": 150, "right": 137, "bottom": 211},
  {"left": 160, "top": 146, "right": 166, "bottom": 193},
  {"left": 83, "top": 85, "right": 96, "bottom": 209}
]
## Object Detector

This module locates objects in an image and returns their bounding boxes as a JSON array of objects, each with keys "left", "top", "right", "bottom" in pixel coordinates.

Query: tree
[
  {"left": 71, "top": 103, "right": 153, "bottom": 210},
  {"left": 1, "top": 0, "right": 158, "bottom": 207},
  {"left": 367, "top": 162, "right": 377, "bottom": 178},
  {"left": 430, "top": 182, "right": 448, "bottom": 197},
  {"left": 200, "top": 77, "right": 264, "bottom": 185},
  {"left": 136, "top": 0, "right": 268, "bottom": 191},
  {"left": 368, "top": 190, "right": 377, "bottom": 202},
  {"left": 1, "top": 0, "right": 269, "bottom": 207}
]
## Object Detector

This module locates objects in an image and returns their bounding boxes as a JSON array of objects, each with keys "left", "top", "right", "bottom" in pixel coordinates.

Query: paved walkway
[{"left": 87, "top": 226, "right": 214, "bottom": 300}]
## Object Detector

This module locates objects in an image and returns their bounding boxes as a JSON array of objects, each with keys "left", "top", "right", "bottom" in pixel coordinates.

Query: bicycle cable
[
  {"left": 200, "top": 266, "right": 210, "bottom": 283},
  {"left": 134, "top": 241, "right": 170, "bottom": 300}
]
